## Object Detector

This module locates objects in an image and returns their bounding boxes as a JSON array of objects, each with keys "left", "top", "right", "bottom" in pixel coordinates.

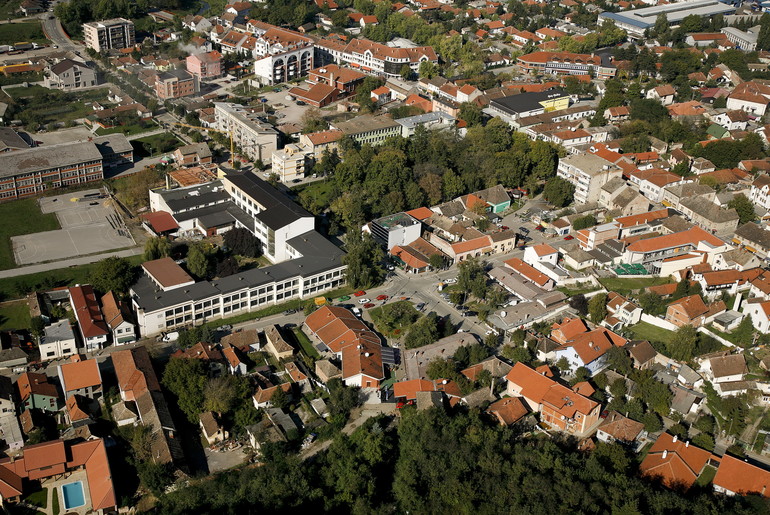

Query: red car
[
  {"left": 354, "top": 290, "right": 367, "bottom": 297},
  {"left": 501, "top": 225, "right": 509, "bottom": 230},
  {"left": 376, "top": 294, "right": 388, "bottom": 301},
  {"left": 363, "top": 303, "right": 375, "bottom": 308},
  {"left": 564, "top": 235, "right": 574, "bottom": 240}
]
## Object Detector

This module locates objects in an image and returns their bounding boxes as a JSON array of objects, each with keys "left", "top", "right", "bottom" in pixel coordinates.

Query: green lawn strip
[
  {"left": 51, "top": 486, "right": 59, "bottom": 515},
  {"left": 598, "top": 276, "right": 672, "bottom": 296},
  {"left": 293, "top": 328, "right": 320, "bottom": 359},
  {"left": 0, "top": 254, "right": 144, "bottom": 301},
  {"left": 0, "top": 299, "right": 31, "bottom": 330},
  {"left": 0, "top": 20, "right": 49, "bottom": 45},
  {"left": 0, "top": 198, "right": 61, "bottom": 270},
  {"left": 695, "top": 465, "right": 717, "bottom": 487},
  {"left": 629, "top": 321, "right": 676, "bottom": 345}
]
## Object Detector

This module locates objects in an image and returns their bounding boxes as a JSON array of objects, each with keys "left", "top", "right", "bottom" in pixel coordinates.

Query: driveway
[{"left": 204, "top": 446, "right": 248, "bottom": 473}]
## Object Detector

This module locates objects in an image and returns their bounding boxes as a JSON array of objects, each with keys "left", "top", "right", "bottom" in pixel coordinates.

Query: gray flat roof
[
  {"left": 599, "top": 0, "right": 736, "bottom": 29},
  {"left": 0, "top": 141, "right": 102, "bottom": 177},
  {"left": 334, "top": 115, "right": 400, "bottom": 135}
]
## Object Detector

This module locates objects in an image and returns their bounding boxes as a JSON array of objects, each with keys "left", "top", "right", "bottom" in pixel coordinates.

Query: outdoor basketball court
[{"left": 12, "top": 189, "right": 135, "bottom": 265}]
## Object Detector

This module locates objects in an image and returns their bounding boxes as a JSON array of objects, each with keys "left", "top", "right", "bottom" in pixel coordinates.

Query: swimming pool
[{"left": 61, "top": 481, "right": 86, "bottom": 510}]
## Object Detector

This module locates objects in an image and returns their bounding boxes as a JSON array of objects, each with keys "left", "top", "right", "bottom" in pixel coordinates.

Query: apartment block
[{"left": 83, "top": 18, "right": 135, "bottom": 52}]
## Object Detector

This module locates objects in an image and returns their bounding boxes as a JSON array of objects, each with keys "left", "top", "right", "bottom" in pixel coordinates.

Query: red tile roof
[
  {"left": 504, "top": 257, "right": 551, "bottom": 287},
  {"left": 713, "top": 454, "right": 770, "bottom": 496},
  {"left": 640, "top": 433, "right": 713, "bottom": 489},
  {"left": 393, "top": 379, "right": 435, "bottom": 400},
  {"left": 487, "top": 397, "right": 528, "bottom": 425},
  {"left": 59, "top": 356, "right": 102, "bottom": 392},
  {"left": 625, "top": 226, "right": 724, "bottom": 253},
  {"left": 141, "top": 211, "right": 179, "bottom": 233},
  {"left": 69, "top": 285, "right": 109, "bottom": 339}
]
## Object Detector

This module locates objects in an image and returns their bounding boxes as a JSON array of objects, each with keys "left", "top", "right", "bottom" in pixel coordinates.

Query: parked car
[
  {"left": 376, "top": 294, "right": 388, "bottom": 301},
  {"left": 358, "top": 298, "right": 371, "bottom": 304},
  {"left": 338, "top": 295, "right": 351, "bottom": 301},
  {"left": 519, "top": 227, "right": 529, "bottom": 234},
  {"left": 445, "top": 278, "right": 457, "bottom": 284},
  {"left": 216, "top": 324, "right": 233, "bottom": 332},
  {"left": 363, "top": 303, "right": 375, "bottom": 308},
  {"left": 354, "top": 290, "right": 367, "bottom": 297},
  {"left": 564, "top": 235, "right": 574, "bottom": 240}
]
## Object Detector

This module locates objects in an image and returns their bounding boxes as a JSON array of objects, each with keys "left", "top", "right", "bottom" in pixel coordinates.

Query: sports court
[{"left": 12, "top": 189, "right": 135, "bottom": 265}]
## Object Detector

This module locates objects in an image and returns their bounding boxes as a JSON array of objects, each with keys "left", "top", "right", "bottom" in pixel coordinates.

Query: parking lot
[{"left": 12, "top": 190, "right": 135, "bottom": 265}]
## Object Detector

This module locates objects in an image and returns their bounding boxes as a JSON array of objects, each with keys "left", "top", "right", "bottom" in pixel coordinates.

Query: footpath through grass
[{"left": 0, "top": 198, "right": 60, "bottom": 270}]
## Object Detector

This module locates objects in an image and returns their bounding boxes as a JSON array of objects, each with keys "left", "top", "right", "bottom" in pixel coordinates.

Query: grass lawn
[
  {"left": 293, "top": 180, "right": 336, "bottom": 211},
  {"left": 695, "top": 465, "right": 717, "bottom": 487},
  {"left": 96, "top": 122, "right": 158, "bottom": 137},
  {"left": 0, "top": 20, "right": 49, "bottom": 45},
  {"left": 6, "top": 87, "right": 109, "bottom": 127},
  {"left": 133, "top": 132, "right": 182, "bottom": 157},
  {"left": 0, "top": 198, "right": 61, "bottom": 270},
  {"left": 23, "top": 487, "right": 47, "bottom": 508},
  {"left": 369, "top": 301, "right": 420, "bottom": 337},
  {"left": 598, "top": 276, "right": 672, "bottom": 296},
  {"left": 0, "top": 254, "right": 144, "bottom": 301},
  {"left": 293, "top": 328, "right": 320, "bottom": 359},
  {"left": 558, "top": 283, "right": 602, "bottom": 297},
  {"left": 629, "top": 321, "right": 676, "bottom": 345},
  {"left": 51, "top": 485, "right": 59, "bottom": 515},
  {"left": 0, "top": 0, "right": 21, "bottom": 18},
  {"left": 0, "top": 300, "right": 31, "bottom": 330}
]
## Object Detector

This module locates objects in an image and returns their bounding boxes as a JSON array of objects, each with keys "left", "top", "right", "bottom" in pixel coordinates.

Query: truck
[
  {"left": 11, "top": 42, "right": 33, "bottom": 52},
  {"left": 0, "top": 45, "right": 10, "bottom": 54}
]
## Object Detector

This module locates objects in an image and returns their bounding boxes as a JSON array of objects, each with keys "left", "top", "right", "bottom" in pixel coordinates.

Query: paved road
[
  {"left": 41, "top": 15, "right": 80, "bottom": 52},
  {"left": 0, "top": 247, "right": 142, "bottom": 279}
]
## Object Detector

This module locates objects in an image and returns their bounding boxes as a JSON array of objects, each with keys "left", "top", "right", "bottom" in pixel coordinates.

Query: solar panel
[{"left": 381, "top": 346, "right": 400, "bottom": 365}]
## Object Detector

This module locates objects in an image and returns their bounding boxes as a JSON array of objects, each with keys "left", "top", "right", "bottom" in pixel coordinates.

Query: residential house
[
  {"left": 101, "top": 291, "right": 136, "bottom": 345},
  {"left": 701, "top": 353, "right": 748, "bottom": 389},
  {"left": 69, "top": 285, "right": 109, "bottom": 352},
  {"left": 596, "top": 411, "right": 645, "bottom": 446},
  {"left": 734, "top": 222, "right": 770, "bottom": 259},
  {"left": 315, "top": 359, "right": 341, "bottom": 383},
  {"left": 726, "top": 81, "right": 770, "bottom": 116},
  {"left": 647, "top": 85, "right": 676, "bottom": 105},
  {"left": 155, "top": 69, "right": 199, "bottom": 100},
  {"left": 505, "top": 362, "right": 601, "bottom": 435},
  {"left": 222, "top": 344, "right": 248, "bottom": 375},
  {"left": 665, "top": 294, "right": 709, "bottom": 328},
  {"left": 111, "top": 347, "right": 185, "bottom": 467},
  {"left": 43, "top": 59, "right": 99, "bottom": 90},
  {"left": 16, "top": 372, "right": 59, "bottom": 412},
  {"left": 749, "top": 174, "right": 770, "bottom": 211},
  {"left": 713, "top": 455, "right": 770, "bottom": 497},
  {"left": 556, "top": 152, "right": 622, "bottom": 204},
  {"left": 678, "top": 197, "right": 739, "bottom": 235},
  {"left": 186, "top": 51, "right": 224, "bottom": 80},
  {"left": 639, "top": 433, "right": 713, "bottom": 490},
  {"left": 604, "top": 292, "right": 643, "bottom": 329},
  {"left": 200, "top": 411, "right": 227, "bottom": 445},
  {"left": 486, "top": 397, "right": 529, "bottom": 426},
  {"left": 40, "top": 319, "right": 77, "bottom": 361},
  {"left": 553, "top": 326, "right": 627, "bottom": 375},
  {"left": 628, "top": 340, "right": 658, "bottom": 370},
  {"left": 57, "top": 355, "right": 102, "bottom": 400},
  {"left": 172, "top": 342, "right": 226, "bottom": 376},
  {"left": 264, "top": 325, "right": 295, "bottom": 360}
]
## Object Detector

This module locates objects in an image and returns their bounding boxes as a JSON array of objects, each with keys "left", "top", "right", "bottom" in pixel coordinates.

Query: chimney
[
  {"left": 673, "top": 435, "right": 678, "bottom": 443},
  {"left": 662, "top": 450, "right": 668, "bottom": 459},
  {"left": 685, "top": 441, "right": 689, "bottom": 448}
]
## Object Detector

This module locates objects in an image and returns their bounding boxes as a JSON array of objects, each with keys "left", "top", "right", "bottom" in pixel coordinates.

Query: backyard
[
  {"left": 598, "top": 276, "right": 672, "bottom": 296},
  {"left": 629, "top": 321, "right": 675, "bottom": 345},
  {"left": 132, "top": 132, "right": 182, "bottom": 157},
  {"left": 0, "top": 20, "right": 49, "bottom": 45},
  {"left": 5, "top": 86, "right": 109, "bottom": 129},
  {"left": 0, "top": 299, "right": 31, "bottom": 330},
  {"left": 292, "top": 328, "right": 320, "bottom": 359},
  {"left": 0, "top": 198, "right": 61, "bottom": 270}
]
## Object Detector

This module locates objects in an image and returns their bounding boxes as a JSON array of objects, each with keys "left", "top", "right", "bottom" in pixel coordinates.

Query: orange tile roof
[
  {"left": 305, "top": 129, "right": 344, "bottom": 145},
  {"left": 69, "top": 285, "right": 109, "bottom": 339},
  {"left": 487, "top": 397, "right": 528, "bottom": 425},
  {"left": 551, "top": 317, "right": 589, "bottom": 344},
  {"left": 714, "top": 454, "right": 770, "bottom": 496},
  {"left": 562, "top": 327, "right": 626, "bottom": 365},
  {"left": 451, "top": 236, "right": 492, "bottom": 254},
  {"left": 532, "top": 243, "right": 557, "bottom": 256},
  {"left": 393, "top": 379, "right": 435, "bottom": 400},
  {"left": 66, "top": 394, "right": 90, "bottom": 422},
  {"left": 305, "top": 305, "right": 380, "bottom": 353},
  {"left": 341, "top": 338, "right": 384, "bottom": 381},
  {"left": 504, "top": 257, "right": 551, "bottom": 287},
  {"left": 625, "top": 226, "right": 724, "bottom": 253},
  {"left": 141, "top": 210, "right": 179, "bottom": 233},
  {"left": 17, "top": 372, "right": 57, "bottom": 401},
  {"left": 668, "top": 294, "right": 708, "bottom": 319},
  {"left": 640, "top": 433, "right": 713, "bottom": 489},
  {"left": 615, "top": 208, "right": 671, "bottom": 228},
  {"left": 405, "top": 206, "right": 434, "bottom": 220},
  {"left": 59, "top": 356, "right": 101, "bottom": 392}
]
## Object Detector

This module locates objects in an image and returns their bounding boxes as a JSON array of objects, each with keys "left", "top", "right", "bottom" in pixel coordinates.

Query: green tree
[
  {"left": 270, "top": 385, "right": 290, "bottom": 410},
  {"left": 223, "top": 227, "right": 262, "bottom": 257},
  {"left": 588, "top": 293, "right": 608, "bottom": 324},
  {"left": 204, "top": 375, "right": 241, "bottom": 414},
  {"left": 501, "top": 344, "right": 532, "bottom": 364},
  {"left": 667, "top": 325, "right": 698, "bottom": 361},
  {"left": 162, "top": 358, "right": 206, "bottom": 423},
  {"left": 606, "top": 346, "right": 632, "bottom": 376},
  {"left": 542, "top": 177, "right": 575, "bottom": 208},
  {"left": 143, "top": 236, "right": 171, "bottom": 261},
  {"left": 642, "top": 412, "right": 663, "bottom": 432},
  {"left": 572, "top": 215, "right": 597, "bottom": 231},
  {"left": 729, "top": 194, "right": 757, "bottom": 225},
  {"left": 458, "top": 102, "right": 483, "bottom": 127},
  {"left": 89, "top": 256, "right": 136, "bottom": 294},
  {"left": 404, "top": 314, "right": 439, "bottom": 349},
  {"left": 30, "top": 316, "right": 45, "bottom": 338},
  {"left": 187, "top": 241, "right": 216, "bottom": 279},
  {"left": 342, "top": 231, "right": 385, "bottom": 289},
  {"left": 609, "top": 378, "right": 628, "bottom": 399},
  {"left": 758, "top": 13, "right": 770, "bottom": 51}
]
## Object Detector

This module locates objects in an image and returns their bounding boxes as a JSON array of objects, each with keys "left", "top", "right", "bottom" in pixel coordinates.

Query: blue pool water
[{"left": 61, "top": 481, "right": 86, "bottom": 510}]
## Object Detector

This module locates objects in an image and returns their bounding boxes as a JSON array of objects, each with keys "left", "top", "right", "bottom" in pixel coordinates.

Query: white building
[
  {"left": 557, "top": 153, "right": 622, "bottom": 204},
  {"left": 214, "top": 102, "right": 279, "bottom": 164},
  {"left": 271, "top": 144, "right": 312, "bottom": 183},
  {"left": 315, "top": 37, "right": 438, "bottom": 78},
  {"left": 749, "top": 174, "right": 770, "bottom": 211},
  {"left": 69, "top": 285, "right": 109, "bottom": 353},
  {"left": 249, "top": 21, "right": 315, "bottom": 85},
  {"left": 721, "top": 25, "right": 760, "bottom": 51},
  {"left": 40, "top": 320, "right": 78, "bottom": 361},
  {"left": 83, "top": 18, "right": 135, "bottom": 52}
]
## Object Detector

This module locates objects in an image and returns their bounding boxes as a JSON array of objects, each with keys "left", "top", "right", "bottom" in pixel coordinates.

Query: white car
[
  {"left": 445, "top": 278, "right": 457, "bottom": 284},
  {"left": 358, "top": 298, "right": 370, "bottom": 304}
]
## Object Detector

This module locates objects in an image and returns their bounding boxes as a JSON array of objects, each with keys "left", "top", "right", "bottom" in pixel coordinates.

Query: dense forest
[{"left": 150, "top": 409, "right": 767, "bottom": 514}]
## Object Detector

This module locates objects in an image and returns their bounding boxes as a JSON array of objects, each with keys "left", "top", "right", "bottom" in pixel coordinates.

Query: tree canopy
[{"left": 89, "top": 256, "right": 136, "bottom": 294}]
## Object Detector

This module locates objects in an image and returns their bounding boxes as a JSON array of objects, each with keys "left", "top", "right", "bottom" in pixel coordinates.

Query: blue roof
[{"left": 599, "top": 11, "right": 652, "bottom": 29}]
